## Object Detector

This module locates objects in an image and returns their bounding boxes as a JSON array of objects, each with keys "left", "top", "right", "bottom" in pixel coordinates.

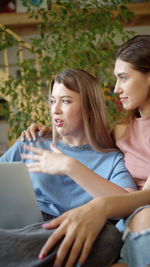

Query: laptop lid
[{"left": 0, "top": 162, "right": 43, "bottom": 229}]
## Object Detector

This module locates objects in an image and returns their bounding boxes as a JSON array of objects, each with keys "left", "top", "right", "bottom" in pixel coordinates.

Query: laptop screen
[{"left": 0, "top": 162, "right": 43, "bottom": 229}]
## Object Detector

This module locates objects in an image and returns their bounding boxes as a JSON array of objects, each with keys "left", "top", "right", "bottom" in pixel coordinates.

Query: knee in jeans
[{"left": 129, "top": 207, "right": 150, "bottom": 233}]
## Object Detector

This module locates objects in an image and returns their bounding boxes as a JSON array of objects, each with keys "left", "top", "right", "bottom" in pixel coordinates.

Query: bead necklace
[{"left": 60, "top": 139, "right": 91, "bottom": 150}]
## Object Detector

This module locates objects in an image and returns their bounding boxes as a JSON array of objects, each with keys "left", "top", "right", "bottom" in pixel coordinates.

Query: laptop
[{"left": 0, "top": 162, "right": 43, "bottom": 229}]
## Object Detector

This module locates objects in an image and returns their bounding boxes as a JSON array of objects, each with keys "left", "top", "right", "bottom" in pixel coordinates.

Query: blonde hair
[{"left": 50, "top": 69, "right": 116, "bottom": 152}]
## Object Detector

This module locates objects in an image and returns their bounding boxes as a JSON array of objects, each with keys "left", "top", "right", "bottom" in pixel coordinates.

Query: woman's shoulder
[
  {"left": 113, "top": 123, "right": 128, "bottom": 141},
  {"left": 18, "top": 135, "right": 51, "bottom": 147}
]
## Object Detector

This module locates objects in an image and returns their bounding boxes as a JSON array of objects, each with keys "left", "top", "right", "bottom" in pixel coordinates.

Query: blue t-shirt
[{"left": 0, "top": 137, "right": 137, "bottom": 216}]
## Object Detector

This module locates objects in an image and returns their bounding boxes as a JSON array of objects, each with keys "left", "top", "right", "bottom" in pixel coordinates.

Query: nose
[
  {"left": 52, "top": 102, "right": 62, "bottom": 114},
  {"left": 114, "top": 80, "right": 121, "bottom": 94}
]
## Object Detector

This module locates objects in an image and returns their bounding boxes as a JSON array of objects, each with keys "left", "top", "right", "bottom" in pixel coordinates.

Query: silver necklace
[{"left": 60, "top": 139, "right": 91, "bottom": 150}]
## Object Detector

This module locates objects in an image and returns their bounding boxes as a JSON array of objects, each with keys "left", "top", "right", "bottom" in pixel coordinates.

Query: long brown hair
[
  {"left": 50, "top": 69, "right": 116, "bottom": 152},
  {"left": 116, "top": 35, "right": 150, "bottom": 123}
]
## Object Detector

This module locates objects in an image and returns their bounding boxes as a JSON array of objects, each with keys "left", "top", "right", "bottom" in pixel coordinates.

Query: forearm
[
  {"left": 142, "top": 174, "right": 150, "bottom": 190},
  {"left": 22, "top": 144, "right": 135, "bottom": 198},
  {"left": 63, "top": 157, "right": 128, "bottom": 198},
  {"left": 102, "top": 189, "right": 150, "bottom": 219}
]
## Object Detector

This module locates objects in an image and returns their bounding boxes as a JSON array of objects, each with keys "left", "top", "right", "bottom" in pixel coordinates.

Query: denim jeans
[{"left": 118, "top": 205, "right": 150, "bottom": 267}]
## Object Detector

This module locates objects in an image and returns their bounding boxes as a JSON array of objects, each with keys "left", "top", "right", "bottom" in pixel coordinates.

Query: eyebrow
[
  {"left": 115, "top": 72, "right": 127, "bottom": 77},
  {"left": 50, "top": 95, "right": 73, "bottom": 99}
]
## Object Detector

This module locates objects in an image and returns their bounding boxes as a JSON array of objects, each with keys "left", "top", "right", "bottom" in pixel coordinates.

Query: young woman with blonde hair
[
  {"left": 21, "top": 35, "right": 150, "bottom": 267},
  {"left": 0, "top": 68, "right": 136, "bottom": 267}
]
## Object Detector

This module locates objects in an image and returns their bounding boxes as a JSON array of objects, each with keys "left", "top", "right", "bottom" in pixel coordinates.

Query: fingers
[
  {"left": 25, "top": 163, "right": 42, "bottom": 173},
  {"left": 21, "top": 145, "right": 44, "bottom": 165},
  {"left": 29, "top": 127, "right": 38, "bottom": 141},
  {"left": 77, "top": 235, "right": 95, "bottom": 266},
  {"left": 39, "top": 126, "right": 51, "bottom": 138},
  {"left": 63, "top": 230, "right": 98, "bottom": 267},
  {"left": 39, "top": 212, "right": 77, "bottom": 266},
  {"left": 21, "top": 153, "right": 41, "bottom": 161},
  {"left": 42, "top": 214, "right": 66, "bottom": 229},
  {"left": 52, "top": 230, "right": 94, "bottom": 267},
  {"left": 40, "top": 216, "right": 93, "bottom": 267},
  {"left": 53, "top": 230, "right": 76, "bottom": 267},
  {"left": 23, "top": 145, "right": 44, "bottom": 154},
  {"left": 63, "top": 233, "right": 85, "bottom": 267},
  {"left": 21, "top": 123, "right": 41, "bottom": 142},
  {"left": 21, "top": 130, "right": 33, "bottom": 142},
  {"left": 21, "top": 123, "right": 45, "bottom": 142},
  {"left": 27, "top": 123, "right": 40, "bottom": 141},
  {"left": 38, "top": 221, "right": 66, "bottom": 261},
  {"left": 21, "top": 123, "right": 51, "bottom": 143},
  {"left": 39, "top": 205, "right": 101, "bottom": 267}
]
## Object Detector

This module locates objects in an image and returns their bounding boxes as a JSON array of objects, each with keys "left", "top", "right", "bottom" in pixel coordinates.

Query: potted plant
[{"left": 0, "top": 0, "right": 134, "bottom": 140}]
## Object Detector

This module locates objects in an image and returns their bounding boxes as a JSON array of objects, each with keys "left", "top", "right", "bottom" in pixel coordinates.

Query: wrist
[
  {"left": 91, "top": 195, "right": 116, "bottom": 220},
  {"left": 60, "top": 155, "right": 75, "bottom": 175},
  {"left": 64, "top": 156, "right": 77, "bottom": 176},
  {"left": 90, "top": 196, "right": 109, "bottom": 220}
]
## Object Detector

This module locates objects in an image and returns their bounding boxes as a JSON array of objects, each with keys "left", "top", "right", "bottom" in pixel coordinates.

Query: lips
[
  {"left": 54, "top": 118, "right": 64, "bottom": 127},
  {"left": 119, "top": 97, "right": 128, "bottom": 102}
]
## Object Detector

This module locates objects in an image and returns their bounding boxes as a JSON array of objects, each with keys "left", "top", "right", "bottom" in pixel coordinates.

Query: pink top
[{"left": 116, "top": 115, "right": 150, "bottom": 190}]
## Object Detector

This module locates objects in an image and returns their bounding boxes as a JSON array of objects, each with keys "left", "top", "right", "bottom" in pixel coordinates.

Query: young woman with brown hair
[
  {"left": 22, "top": 35, "right": 150, "bottom": 267},
  {"left": 0, "top": 68, "right": 136, "bottom": 267}
]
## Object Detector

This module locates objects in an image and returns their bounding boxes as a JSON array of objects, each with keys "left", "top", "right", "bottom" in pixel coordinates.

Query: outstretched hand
[
  {"left": 38, "top": 198, "right": 107, "bottom": 267},
  {"left": 21, "top": 142, "right": 67, "bottom": 175}
]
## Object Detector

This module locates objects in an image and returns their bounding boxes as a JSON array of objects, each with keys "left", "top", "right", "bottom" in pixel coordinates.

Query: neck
[
  {"left": 61, "top": 136, "right": 88, "bottom": 147},
  {"left": 139, "top": 104, "right": 150, "bottom": 117}
]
